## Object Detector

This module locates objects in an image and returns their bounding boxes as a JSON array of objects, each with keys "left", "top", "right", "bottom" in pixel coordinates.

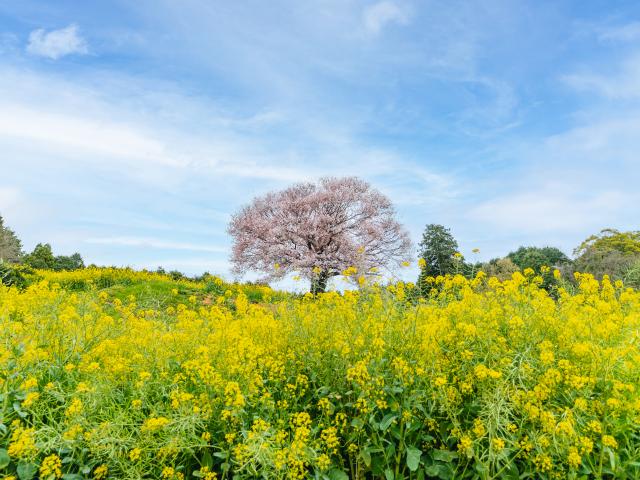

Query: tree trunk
[{"left": 310, "top": 271, "right": 330, "bottom": 294}]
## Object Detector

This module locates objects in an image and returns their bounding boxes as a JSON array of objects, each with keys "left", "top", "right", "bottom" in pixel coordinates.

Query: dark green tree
[
  {"left": 417, "top": 224, "right": 459, "bottom": 289},
  {"left": 55, "top": 252, "right": 85, "bottom": 271},
  {"left": 507, "top": 246, "right": 569, "bottom": 271},
  {"left": 24, "top": 244, "right": 85, "bottom": 271},
  {"left": 0, "top": 215, "right": 23, "bottom": 263},
  {"left": 23, "top": 243, "right": 57, "bottom": 269}
]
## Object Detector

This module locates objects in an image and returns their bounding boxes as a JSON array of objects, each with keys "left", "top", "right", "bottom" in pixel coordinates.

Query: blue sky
[{"left": 1, "top": 0, "right": 639, "bottom": 285}]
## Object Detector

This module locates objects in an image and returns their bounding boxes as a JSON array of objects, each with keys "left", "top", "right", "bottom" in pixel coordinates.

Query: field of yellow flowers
[{"left": 1, "top": 267, "right": 639, "bottom": 479}]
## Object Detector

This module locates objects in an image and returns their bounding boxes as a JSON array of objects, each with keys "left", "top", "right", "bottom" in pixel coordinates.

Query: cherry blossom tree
[{"left": 228, "top": 177, "right": 411, "bottom": 293}]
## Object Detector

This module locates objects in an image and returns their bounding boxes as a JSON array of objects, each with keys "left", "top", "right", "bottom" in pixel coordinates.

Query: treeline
[
  {"left": 3, "top": 212, "right": 640, "bottom": 291},
  {"left": 417, "top": 224, "right": 640, "bottom": 290},
  {"left": 0, "top": 215, "right": 84, "bottom": 286}
]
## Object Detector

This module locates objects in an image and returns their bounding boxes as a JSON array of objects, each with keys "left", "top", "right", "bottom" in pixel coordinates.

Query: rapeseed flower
[{"left": 1, "top": 267, "right": 639, "bottom": 478}]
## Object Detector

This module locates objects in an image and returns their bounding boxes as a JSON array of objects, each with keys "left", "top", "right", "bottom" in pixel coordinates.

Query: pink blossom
[{"left": 228, "top": 177, "right": 411, "bottom": 292}]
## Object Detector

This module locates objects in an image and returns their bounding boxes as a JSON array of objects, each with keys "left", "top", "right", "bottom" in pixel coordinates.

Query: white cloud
[
  {"left": 597, "top": 22, "right": 640, "bottom": 43},
  {"left": 85, "top": 236, "right": 227, "bottom": 253},
  {"left": 363, "top": 1, "right": 410, "bottom": 34},
  {"left": 26, "top": 24, "right": 88, "bottom": 59},
  {"left": 0, "top": 104, "right": 184, "bottom": 167},
  {"left": 562, "top": 53, "right": 640, "bottom": 99},
  {"left": 544, "top": 115, "right": 640, "bottom": 161},
  {"left": 0, "top": 102, "right": 322, "bottom": 183},
  {"left": 467, "top": 190, "right": 630, "bottom": 234},
  {"left": 0, "top": 66, "right": 457, "bottom": 190}
]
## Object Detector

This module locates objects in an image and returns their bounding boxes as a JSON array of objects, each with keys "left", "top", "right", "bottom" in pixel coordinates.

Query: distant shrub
[
  {"left": 574, "top": 228, "right": 640, "bottom": 257},
  {"left": 23, "top": 243, "right": 85, "bottom": 271},
  {"left": 481, "top": 257, "right": 519, "bottom": 280},
  {"left": 507, "top": 246, "right": 570, "bottom": 271},
  {"left": 624, "top": 259, "right": 640, "bottom": 289},
  {"left": 569, "top": 246, "right": 640, "bottom": 284},
  {"left": 0, "top": 261, "right": 33, "bottom": 288}
]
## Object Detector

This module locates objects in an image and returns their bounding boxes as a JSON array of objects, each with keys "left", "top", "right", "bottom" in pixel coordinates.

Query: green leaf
[
  {"left": 433, "top": 450, "right": 458, "bottom": 463},
  {"left": 501, "top": 462, "right": 519, "bottom": 480},
  {"left": 436, "top": 466, "right": 453, "bottom": 480},
  {"left": 384, "top": 468, "right": 394, "bottom": 480},
  {"left": 62, "top": 475, "right": 83, "bottom": 480},
  {"left": 17, "top": 462, "right": 37, "bottom": 480},
  {"left": 379, "top": 414, "right": 397, "bottom": 431},
  {"left": 365, "top": 446, "right": 384, "bottom": 454},
  {"left": 406, "top": 446, "right": 422, "bottom": 472},
  {"left": 370, "top": 453, "right": 386, "bottom": 475},
  {"left": 327, "top": 469, "right": 349, "bottom": 480},
  {"left": 0, "top": 449, "right": 10, "bottom": 469},
  {"left": 474, "top": 461, "right": 487, "bottom": 474},
  {"left": 201, "top": 450, "right": 213, "bottom": 468},
  {"left": 12, "top": 402, "right": 27, "bottom": 418},
  {"left": 425, "top": 464, "right": 440, "bottom": 476},
  {"left": 608, "top": 449, "right": 616, "bottom": 470},
  {"left": 351, "top": 418, "right": 365, "bottom": 429},
  {"left": 385, "top": 443, "right": 396, "bottom": 460},
  {"left": 360, "top": 449, "right": 371, "bottom": 467}
]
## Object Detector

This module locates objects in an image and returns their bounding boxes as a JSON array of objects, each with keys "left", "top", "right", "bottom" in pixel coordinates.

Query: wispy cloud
[
  {"left": 596, "top": 21, "right": 640, "bottom": 43},
  {"left": 26, "top": 24, "right": 88, "bottom": 59},
  {"left": 0, "top": 64, "right": 453, "bottom": 187},
  {"left": 85, "top": 236, "right": 227, "bottom": 253},
  {"left": 363, "top": 1, "right": 410, "bottom": 34},
  {"left": 468, "top": 189, "right": 631, "bottom": 234},
  {"left": 1, "top": 1, "right": 639, "bottom": 275},
  {"left": 562, "top": 53, "right": 640, "bottom": 99},
  {"left": 0, "top": 33, "right": 20, "bottom": 55},
  {"left": 0, "top": 104, "right": 184, "bottom": 167},
  {"left": 0, "top": 62, "right": 453, "bottom": 272}
]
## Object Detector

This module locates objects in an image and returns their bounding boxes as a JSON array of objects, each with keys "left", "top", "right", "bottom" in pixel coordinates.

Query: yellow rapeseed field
[{"left": 1, "top": 267, "right": 639, "bottom": 479}]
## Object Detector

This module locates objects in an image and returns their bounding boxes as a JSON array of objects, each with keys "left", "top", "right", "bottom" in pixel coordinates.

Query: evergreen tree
[
  {"left": 0, "top": 215, "right": 23, "bottom": 263},
  {"left": 417, "top": 224, "right": 459, "bottom": 291}
]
